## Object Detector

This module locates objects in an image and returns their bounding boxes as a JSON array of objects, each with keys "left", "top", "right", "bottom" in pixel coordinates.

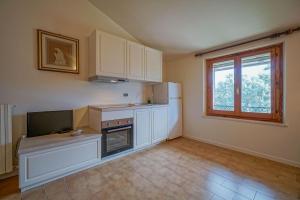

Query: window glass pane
[
  {"left": 212, "top": 60, "right": 234, "bottom": 111},
  {"left": 241, "top": 53, "right": 271, "bottom": 113}
]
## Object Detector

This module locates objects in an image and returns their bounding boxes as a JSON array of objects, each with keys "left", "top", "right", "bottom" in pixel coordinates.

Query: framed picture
[{"left": 37, "top": 29, "right": 79, "bottom": 74}]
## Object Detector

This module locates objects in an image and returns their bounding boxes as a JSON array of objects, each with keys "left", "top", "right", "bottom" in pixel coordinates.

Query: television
[{"left": 27, "top": 110, "right": 73, "bottom": 137}]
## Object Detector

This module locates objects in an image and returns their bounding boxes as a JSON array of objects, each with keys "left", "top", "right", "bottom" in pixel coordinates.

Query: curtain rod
[{"left": 195, "top": 26, "right": 300, "bottom": 57}]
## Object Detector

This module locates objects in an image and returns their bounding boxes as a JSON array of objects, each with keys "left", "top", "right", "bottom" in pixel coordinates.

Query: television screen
[{"left": 27, "top": 110, "right": 73, "bottom": 137}]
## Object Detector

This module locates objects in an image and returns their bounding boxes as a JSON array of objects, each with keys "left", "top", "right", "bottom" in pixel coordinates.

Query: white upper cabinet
[
  {"left": 127, "top": 41, "right": 145, "bottom": 80},
  {"left": 89, "top": 30, "right": 127, "bottom": 78},
  {"left": 145, "top": 47, "right": 163, "bottom": 82},
  {"left": 100, "top": 32, "right": 127, "bottom": 78},
  {"left": 89, "top": 30, "right": 162, "bottom": 82}
]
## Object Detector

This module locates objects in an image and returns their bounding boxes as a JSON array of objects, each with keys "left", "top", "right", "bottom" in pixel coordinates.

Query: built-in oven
[{"left": 101, "top": 118, "right": 133, "bottom": 158}]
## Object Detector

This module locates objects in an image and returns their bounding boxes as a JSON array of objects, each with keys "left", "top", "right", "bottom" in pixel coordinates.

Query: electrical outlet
[{"left": 123, "top": 93, "right": 129, "bottom": 97}]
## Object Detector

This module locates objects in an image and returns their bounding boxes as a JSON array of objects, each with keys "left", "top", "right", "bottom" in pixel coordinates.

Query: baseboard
[
  {"left": 183, "top": 135, "right": 300, "bottom": 168},
  {"left": 0, "top": 166, "right": 18, "bottom": 180}
]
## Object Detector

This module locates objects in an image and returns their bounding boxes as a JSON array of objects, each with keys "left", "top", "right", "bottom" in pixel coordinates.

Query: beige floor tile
[
  {"left": 47, "top": 192, "right": 71, "bottom": 200},
  {"left": 90, "top": 182, "right": 121, "bottom": 200},
  {"left": 0, "top": 193, "right": 21, "bottom": 200},
  {"left": 44, "top": 178, "right": 66, "bottom": 196},
  {"left": 85, "top": 169, "right": 107, "bottom": 194},
  {"left": 184, "top": 185, "right": 214, "bottom": 200},
  {"left": 211, "top": 194, "right": 226, "bottom": 200},
  {"left": 69, "top": 190, "right": 92, "bottom": 200},
  {"left": 221, "top": 179, "right": 256, "bottom": 199},
  {"left": 65, "top": 173, "right": 88, "bottom": 192},
  {"left": 254, "top": 192, "right": 276, "bottom": 200},
  {"left": 21, "top": 187, "right": 47, "bottom": 200}
]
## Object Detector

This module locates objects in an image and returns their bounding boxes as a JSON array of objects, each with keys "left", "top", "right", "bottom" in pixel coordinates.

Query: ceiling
[{"left": 90, "top": 0, "right": 300, "bottom": 59}]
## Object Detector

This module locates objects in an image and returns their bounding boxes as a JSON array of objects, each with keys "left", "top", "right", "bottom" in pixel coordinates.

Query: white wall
[
  {"left": 0, "top": 0, "right": 152, "bottom": 163},
  {"left": 165, "top": 32, "right": 300, "bottom": 167}
]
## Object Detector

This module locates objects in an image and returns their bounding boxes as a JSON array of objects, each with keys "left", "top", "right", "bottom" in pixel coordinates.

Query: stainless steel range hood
[{"left": 88, "top": 76, "right": 129, "bottom": 83}]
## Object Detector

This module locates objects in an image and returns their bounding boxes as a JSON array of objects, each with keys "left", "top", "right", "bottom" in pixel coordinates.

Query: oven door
[{"left": 101, "top": 124, "right": 133, "bottom": 158}]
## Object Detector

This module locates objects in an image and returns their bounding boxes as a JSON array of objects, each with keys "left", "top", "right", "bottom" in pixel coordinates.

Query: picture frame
[{"left": 37, "top": 29, "right": 79, "bottom": 74}]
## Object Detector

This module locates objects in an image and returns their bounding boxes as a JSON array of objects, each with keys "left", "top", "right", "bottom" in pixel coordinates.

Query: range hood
[{"left": 88, "top": 76, "right": 129, "bottom": 83}]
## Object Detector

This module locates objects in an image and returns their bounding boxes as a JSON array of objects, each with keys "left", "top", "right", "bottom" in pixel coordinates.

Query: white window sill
[{"left": 201, "top": 114, "right": 288, "bottom": 127}]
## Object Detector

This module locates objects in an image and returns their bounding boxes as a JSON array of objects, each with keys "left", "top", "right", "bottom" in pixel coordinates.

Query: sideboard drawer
[
  {"left": 19, "top": 138, "right": 101, "bottom": 191},
  {"left": 27, "top": 141, "right": 98, "bottom": 179}
]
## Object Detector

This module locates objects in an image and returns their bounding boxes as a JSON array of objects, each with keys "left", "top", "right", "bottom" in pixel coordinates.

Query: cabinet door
[
  {"left": 152, "top": 107, "right": 168, "bottom": 144},
  {"left": 98, "top": 32, "right": 127, "bottom": 78},
  {"left": 145, "top": 47, "right": 162, "bottom": 82},
  {"left": 135, "top": 109, "right": 152, "bottom": 149},
  {"left": 127, "top": 41, "right": 145, "bottom": 80}
]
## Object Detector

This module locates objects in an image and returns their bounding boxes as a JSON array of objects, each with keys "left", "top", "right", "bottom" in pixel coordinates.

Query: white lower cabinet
[
  {"left": 151, "top": 107, "right": 168, "bottom": 144},
  {"left": 134, "top": 106, "right": 168, "bottom": 148},
  {"left": 134, "top": 109, "right": 152, "bottom": 149}
]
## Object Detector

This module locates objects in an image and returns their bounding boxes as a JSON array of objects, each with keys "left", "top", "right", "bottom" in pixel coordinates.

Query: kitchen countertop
[
  {"left": 89, "top": 103, "right": 168, "bottom": 112},
  {"left": 18, "top": 127, "right": 101, "bottom": 154}
]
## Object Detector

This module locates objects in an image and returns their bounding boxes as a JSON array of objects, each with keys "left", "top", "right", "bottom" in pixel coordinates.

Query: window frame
[{"left": 206, "top": 43, "right": 283, "bottom": 123}]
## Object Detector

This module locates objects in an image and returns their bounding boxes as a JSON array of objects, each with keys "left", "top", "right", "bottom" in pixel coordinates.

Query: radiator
[{"left": 0, "top": 104, "right": 13, "bottom": 175}]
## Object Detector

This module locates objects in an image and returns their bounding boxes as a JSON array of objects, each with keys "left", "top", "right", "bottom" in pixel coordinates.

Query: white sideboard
[{"left": 18, "top": 132, "right": 101, "bottom": 192}]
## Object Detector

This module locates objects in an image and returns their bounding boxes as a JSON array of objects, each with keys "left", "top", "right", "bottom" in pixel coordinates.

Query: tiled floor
[{"left": 2, "top": 137, "right": 300, "bottom": 200}]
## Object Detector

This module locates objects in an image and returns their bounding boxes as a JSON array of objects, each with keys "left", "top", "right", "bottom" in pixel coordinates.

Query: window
[{"left": 206, "top": 44, "right": 283, "bottom": 122}]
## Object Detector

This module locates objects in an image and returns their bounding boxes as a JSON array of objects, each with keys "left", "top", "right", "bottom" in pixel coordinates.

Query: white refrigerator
[{"left": 153, "top": 82, "right": 182, "bottom": 139}]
